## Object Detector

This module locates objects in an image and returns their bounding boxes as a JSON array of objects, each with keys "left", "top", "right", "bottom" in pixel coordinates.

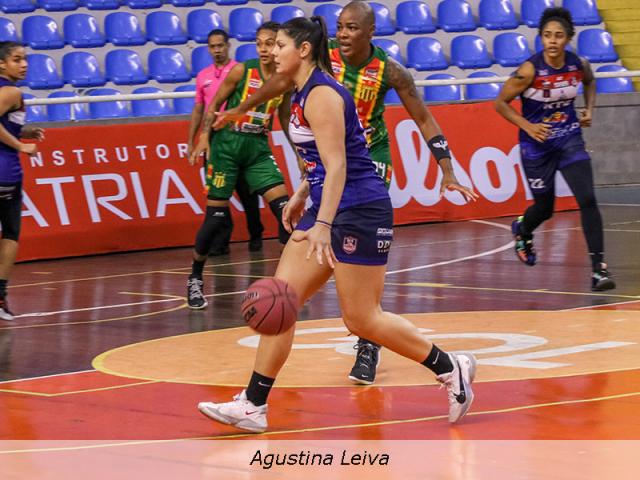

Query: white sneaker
[
  {"left": 198, "top": 390, "right": 267, "bottom": 433},
  {"left": 0, "top": 299, "right": 14, "bottom": 322},
  {"left": 436, "top": 352, "right": 477, "bottom": 423}
]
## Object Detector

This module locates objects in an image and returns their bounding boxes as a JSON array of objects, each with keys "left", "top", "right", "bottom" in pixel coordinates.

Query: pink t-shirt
[{"left": 195, "top": 60, "right": 238, "bottom": 111}]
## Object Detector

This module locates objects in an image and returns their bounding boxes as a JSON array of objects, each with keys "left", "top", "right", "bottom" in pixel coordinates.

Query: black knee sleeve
[
  {"left": 522, "top": 190, "right": 555, "bottom": 235},
  {"left": 268, "top": 195, "right": 290, "bottom": 244},
  {"left": 195, "top": 206, "right": 230, "bottom": 256}
]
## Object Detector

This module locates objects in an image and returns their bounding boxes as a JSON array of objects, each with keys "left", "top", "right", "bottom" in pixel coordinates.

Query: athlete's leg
[
  {"left": 0, "top": 184, "right": 22, "bottom": 321},
  {"left": 236, "top": 175, "right": 264, "bottom": 251}
]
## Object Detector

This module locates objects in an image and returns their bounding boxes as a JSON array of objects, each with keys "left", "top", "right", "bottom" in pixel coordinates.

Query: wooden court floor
[{"left": 1, "top": 203, "right": 639, "bottom": 446}]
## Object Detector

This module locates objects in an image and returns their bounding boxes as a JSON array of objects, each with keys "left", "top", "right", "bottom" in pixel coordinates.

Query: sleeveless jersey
[
  {"left": 289, "top": 68, "right": 388, "bottom": 210},
  {"left": 329, "top": 40, "right": 391, "bottom": 149},
  {"left": 0, "top": 77, "right": 25, "bottom": 183},
  {"left": 225, "top": 59, "right": 282, "bottom": 136},
  {"left": 519, "top": 51, "right": 585, "bottom": 156}
]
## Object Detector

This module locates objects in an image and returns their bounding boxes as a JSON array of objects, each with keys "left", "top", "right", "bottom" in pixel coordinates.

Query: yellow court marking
[
  {"left": 9, "top": 258, "right": 280, "bottom": 289},
  {"left": 387, "top": 282, "right": 640, "bottom": 300},
  {"left": 0, "top": 303, "right": 187, "bottom": 331},
  {"left": 0, "top": 390, "right": 638, "bottom": 453},
  {"left": 0, "top": 380, "right": 158, "bottom": 398}
]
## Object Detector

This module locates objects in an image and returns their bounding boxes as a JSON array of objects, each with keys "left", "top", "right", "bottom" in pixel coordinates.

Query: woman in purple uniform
[
  {"left": 197, "top": 17, "right": 477, "bottom": 433},
  {"left": 0, "top": 42, "right": 45, "bottom": 321},
  {"left": 495, "top": 8, "right": 615, "bottom": 291}
]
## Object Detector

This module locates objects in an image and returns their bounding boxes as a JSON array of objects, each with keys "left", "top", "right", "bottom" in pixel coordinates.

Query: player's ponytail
[{"left": 280, "top": 17, "right": 331, "bottom": 73}]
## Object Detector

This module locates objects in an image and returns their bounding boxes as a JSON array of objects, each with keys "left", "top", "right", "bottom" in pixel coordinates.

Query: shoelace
[
  {"left": 354, "top": 343, "right": 376, "bottom": 363},
  {"left": 436, "top": 372, "right": 458, "bottom": 405},
  {"left": 188, "top": 280, "right": 204, "bottom": 299}
]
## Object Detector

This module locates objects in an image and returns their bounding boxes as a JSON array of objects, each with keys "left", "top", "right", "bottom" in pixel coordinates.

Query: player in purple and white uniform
[
  {"left": 0, "top": 42, "right": 45, "bottom": 321},
  {"left": 495, "top": 7, "right": 615, "bottom": 291},
  {"left": 196, "top": 17, "right": 477, "bottom": 433}
]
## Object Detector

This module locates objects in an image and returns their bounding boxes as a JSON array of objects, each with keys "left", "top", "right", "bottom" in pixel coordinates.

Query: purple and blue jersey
[
  {"left": 0, "top": 77, "right": 25, "bottom": 184},
  {"left": 519, "top": 51, "right": 585, "bottom": 159},
  {"left": 288, "top": 68, "right": 388, "bottom": 210}
]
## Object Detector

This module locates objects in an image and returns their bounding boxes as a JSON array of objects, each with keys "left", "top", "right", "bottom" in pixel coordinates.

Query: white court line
[
  {"left": 386, "top": 219, "right": 513, "bottom": 275},
  {"left": 600, "top": 203, "right": 640, "bottom": 207},
  {"left": 0, "top": 369, "right": 95, "bottom": 385}
]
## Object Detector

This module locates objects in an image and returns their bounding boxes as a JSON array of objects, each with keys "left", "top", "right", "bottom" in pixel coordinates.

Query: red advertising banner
[{"left": 19, "top": 101, "right": 576, "bottom": 261}]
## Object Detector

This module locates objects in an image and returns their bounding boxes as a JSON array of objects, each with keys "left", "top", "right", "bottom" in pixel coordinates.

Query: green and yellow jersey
[
  {"left": 225, "top": 58, "right": 283, "bottom": 136},
  {"left": 329, "top": 39, "right": 391, "bottom": 150}
]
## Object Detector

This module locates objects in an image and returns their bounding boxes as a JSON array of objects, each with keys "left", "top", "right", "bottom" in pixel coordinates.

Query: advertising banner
[{"left": 18, "top": 102, "right": 575, "bottom": 261}]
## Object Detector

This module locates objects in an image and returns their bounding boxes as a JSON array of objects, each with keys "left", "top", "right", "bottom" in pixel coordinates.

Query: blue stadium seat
[
  {"left": 22, "top": 16, "right": 65, "bottom": 49},
  {"left": 595, "top": 64, "right": 634, "bottom": 94},
  {"left": 174, "top": 84, "right": 196, "bottom": 114},
  {"left": 424, "top": 73, "right": 462, "bottom": 103},
  {"left": 37, "top": 0, "right": 78, "bottom": 11},
  {"left": 84, "top": 0, "right": 120, "bottom": 9},
  {"left": 132, "top": 87, "right": 173, "bottom": 117},
  {"left": 106, "top": 49, "right": 147, "bottom": 85},
  {"left": 25, "top": 54, "right": 64, "bottom": 89},
  {"left": 213, "top": 0, "right": 247, "bottom": 5},
  {"left": 23, "top": 94, "right": 48, "bottom": 123},
  {"left": 466, "top": 71, "right": 502, "bottom": 100},
  {"left": 147, "top": 11, "right": 188, "bottom": 45},
  {"left": 105, "top": 12, "right": 146, "bottom": 46},
  {"left": 578, "top": 28, "right": 618, "bottom": 62},
  {"left": 271, "top": 5, "right": 304, "bottom": 23},
  {"left": 125, "top": 0, "right": 162, "bottom": 8},
  {"left": 235, "top": 43, "right": 258, "bottom": 62},
  {"left": 437, "top": 0, "right": 476, "bottom": 32},
  {"left": 372, "top": 39, "right": 403, "bottom": 64},
  {"left": 384, "top": 89, "right": 401, "bottom": 104},
  {"left": 451, "top": 35, "right": 493, "bottom": 69},
  {"left": 494, "top": 32, "right": 531, "bottom": 67},
  {"left": 62, "top": 51, "right": 106, "bottom": 87},
  {"left": 563, "top": 0, "right": 602, "bottom": 26},
  {"left": 522, "top": 0, "right": 554, "bottom": 28},
  {"left": 396, "top": 1, "right": 436, "bottom": 34},
  {"left": 191, "top": 46, "right": 212, "bottom": 75},
  {"left": 148, "top": 48, "right": 191, "bottom": 83},
  {"left": 47, "top": 91, "right": 90, "bottom": 121},
  {"left": 312, "top": 4, "right": 342, "bottom": 37},
  {"left": 88, "top": 88, "right": 130, "bottom": 119},
  {"left": 171, "top": 0, "right": 205, "bottom": 6},
  {"left": 479, "top": 0, "right": 518, "bottom": 30},
  {"left": 260, "top": 0, "right": 291, "bottom": 4},
  {"left": 187, "top": 9, "right": 224, "bottom": 44},
  {"left": 229, "top": 8, "right": 263, "bottom": 41},
  {"left": 1, "top": 0, "right": 36, "bottom": 13},
  {"left": 0, "top": 18, "right": 18, "bottom": 42},
  {"left": 64, "top": 14, "right": 106, "bottom": 48},
  {"left": 406, "top": 38, "right": 448, "bottom": 71},
  {"left": 370, "top": 3, "right": 395, "bottom": 36}
]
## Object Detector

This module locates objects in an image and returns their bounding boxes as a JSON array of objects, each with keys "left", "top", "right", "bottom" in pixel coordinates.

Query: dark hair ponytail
[
  {"left": 280, "top": 16, "right": 332, "bottom": 73},
  {"left": 539, "top": 7, "right": 575, "bottom": 39}
]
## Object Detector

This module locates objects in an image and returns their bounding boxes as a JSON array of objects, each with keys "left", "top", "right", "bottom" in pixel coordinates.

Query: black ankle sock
[
  {"left": 0, "top": 279, "right": 7, "bottom": 299},
  {"left": 421, "top": 344, "right": 454, "bottom": 375},
  {"left": 191, "top": 259, "right": 205, "bottom": 278},
  {"left": 590, "top": 253, "right": 604, "bottom": 272},
  {"left": 245, "top": 371, "right": 275, "bottom": 406}
]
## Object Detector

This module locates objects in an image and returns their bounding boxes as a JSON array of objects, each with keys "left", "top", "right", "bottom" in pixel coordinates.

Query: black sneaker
[
  {"left": 592, "top": 263, "right": 616, "bottom": 292},
  {"left": 187, "top": 276, "right": 208, "bottom": 309},
  {"left": 348, "top": 339, "right": 381, "bottom": 385},
  {"left": 248, "top": 238, "right": 263, "bottom": 252},
  {"left": 0, "top": 298, "right": 14, "bottom": 322},
  {"left": 511, "top": 216, "right": 536, "bottom": 266}
]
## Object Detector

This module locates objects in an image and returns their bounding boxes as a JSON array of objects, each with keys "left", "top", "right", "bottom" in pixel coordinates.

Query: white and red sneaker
[
  {"left": 198, "top": 390, "right": 267, "bottom": 433},
  {"left": 436, "top": 352, "right": 477, "bottom": 423}
]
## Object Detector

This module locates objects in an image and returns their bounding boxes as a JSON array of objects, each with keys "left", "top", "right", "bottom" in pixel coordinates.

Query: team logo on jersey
[
  {"left": 212, "top": 172, "right": 226, "bottom": 189},
  {"left": 331, "top": 61, "right": 343, "bottom": 74},
  {"left": 342, "top": 236, "right": 358, "bottom": 254},
  {"left": 539, "top": 69, "right": 548, "bottom": 76},
  {"left": 290, "top": 103, "right": 307, "bottom": 129},
  {"left": 248, "top": 79, "right": 262, "bottom": 89},
  {"left": 543, "top": 112, "right": 569, "bottom": 124},
  {"left": 569, "top": 65, "right": 578, "bottom": 71},
  {"left": 365, "top": 68, "right": 379, "bottom": 79},
  {"left": 305, "top": 160, "right": 317, "bottom": 173},
  {"left": 359, "top": 85, "right": 378, "bottom": 102}
]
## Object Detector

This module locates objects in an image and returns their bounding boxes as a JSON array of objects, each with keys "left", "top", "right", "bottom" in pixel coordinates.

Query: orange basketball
[{"left": 241, "top": 278, "right": 299, "bottom": 335}]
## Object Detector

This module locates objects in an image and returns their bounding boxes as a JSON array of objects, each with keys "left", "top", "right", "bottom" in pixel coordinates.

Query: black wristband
[
  {"left": 315, "top": 220, "right": 332, "bottom": 229},
  {"left": 427, "top": 135, "right": 451, "bottom": 163}
]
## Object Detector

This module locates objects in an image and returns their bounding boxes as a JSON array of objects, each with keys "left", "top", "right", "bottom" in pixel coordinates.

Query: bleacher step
[
  {"left": 598, "top": 0, "right": 638, "bottom": 9},
  {"left": 610, "top": 31, "right": 640, "bottom": 45},
  {"left": 601, "top": 8, "right": 640, "bottom": 21},
  {"left": 604, "top": 20, "right": 640, "bottom": 33}
]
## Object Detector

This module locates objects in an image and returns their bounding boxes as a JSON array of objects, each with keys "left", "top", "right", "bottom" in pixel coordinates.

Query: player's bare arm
[
  {"left": 580, "top": 58, "right": 595, "bottom": 127},
  {"left": 388, "top": 58, "right": 478, "bottom": 202}
]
